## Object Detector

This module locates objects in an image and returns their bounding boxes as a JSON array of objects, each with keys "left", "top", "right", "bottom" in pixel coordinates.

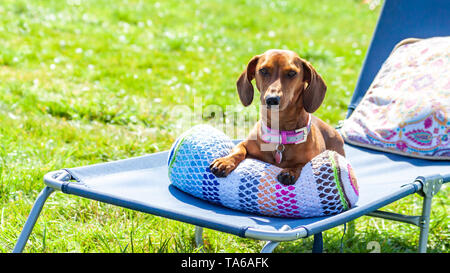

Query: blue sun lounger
[{"left": 14, "top": 0, "right": 449, "bottom": 253}]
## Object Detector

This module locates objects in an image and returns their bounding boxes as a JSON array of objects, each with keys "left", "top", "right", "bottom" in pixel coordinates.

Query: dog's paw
[
  {"left": 209, "top": 156, "right": 236, "bottom": 178},
  {"left": 277, "top": 169, "right": 300, "bottom": 185}
]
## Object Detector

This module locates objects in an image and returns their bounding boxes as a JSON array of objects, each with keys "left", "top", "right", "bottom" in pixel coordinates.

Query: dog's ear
[
  {"left": 236, "top": 55, "right": 260, "bottom": 106},
  {"left": 301, "top": 59, "right": 327, "bottom": 113}
]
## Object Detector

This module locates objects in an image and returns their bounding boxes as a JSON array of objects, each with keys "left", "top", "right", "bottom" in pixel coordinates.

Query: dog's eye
[
  {"left": 259, "top": 68, "right": 269, "bottom": 76},
  {"left": 287, "top": 70, "right": 297, "bottom": 78}
]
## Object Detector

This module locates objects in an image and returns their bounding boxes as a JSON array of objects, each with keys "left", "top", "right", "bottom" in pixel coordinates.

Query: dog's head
[{"left": 236, "top": 49, "right": 326, "bottom": 113}]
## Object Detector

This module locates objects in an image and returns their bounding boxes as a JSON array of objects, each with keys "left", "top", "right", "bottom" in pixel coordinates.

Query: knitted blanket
[{"left": 168, "top": 125, "right": 359, "bottom": 218}]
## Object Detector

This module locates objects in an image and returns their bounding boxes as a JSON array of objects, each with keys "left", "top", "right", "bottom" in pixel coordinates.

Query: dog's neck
[{"left": 261, "top": 107, "right": 310, "bottom": 131}]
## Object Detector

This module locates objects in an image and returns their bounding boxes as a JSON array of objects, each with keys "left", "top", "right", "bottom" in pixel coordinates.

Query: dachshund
[{"left": 210, "top": 49, "right": 345, "bottom": 185}]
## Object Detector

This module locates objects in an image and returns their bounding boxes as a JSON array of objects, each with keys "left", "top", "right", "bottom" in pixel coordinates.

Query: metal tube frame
[
  {"left": 366, "top": 175, "right": 445, "bottom": 253},
  {"left": 12, "top": 186, "right": 54, "bottom": 253},
  {"left": 13, "top": 170, "right": 447, "bottom": 253},
  {"left": 194, "top": 226, "right": 204, "bottom": 252},
  {"left": 260, "top": 225, "right": 292, "bottom": 253},
  {"left": 12, "top": 170, "right": 70, "bottom": 253}
]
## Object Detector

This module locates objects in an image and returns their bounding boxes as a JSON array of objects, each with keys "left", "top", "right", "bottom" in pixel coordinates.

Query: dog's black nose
[{"left": 265, "top": 96, "right": 280, "bottom": 106}]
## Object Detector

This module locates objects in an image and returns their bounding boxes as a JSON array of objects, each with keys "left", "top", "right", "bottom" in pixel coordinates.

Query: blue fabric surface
[{"left": 64, "top": 143, "right": 449, "bottom": 236}]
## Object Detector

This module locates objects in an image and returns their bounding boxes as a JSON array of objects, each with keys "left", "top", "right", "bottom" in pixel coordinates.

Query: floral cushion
[{"left": 341, "top": 37, "right": 450, "bottom": 160}]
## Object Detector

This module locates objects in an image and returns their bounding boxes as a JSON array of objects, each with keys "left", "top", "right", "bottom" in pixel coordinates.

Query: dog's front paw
[
  {"left": 277, "top": 169, "right": 300, "bottom": 185},
  {"left": 209, "top": 156, "right": 236, "bottom": 178}
]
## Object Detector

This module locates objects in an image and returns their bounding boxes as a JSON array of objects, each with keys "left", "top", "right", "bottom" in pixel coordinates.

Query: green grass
[{"left": 0, "top": 0, "right": 448, "bottom": 253}]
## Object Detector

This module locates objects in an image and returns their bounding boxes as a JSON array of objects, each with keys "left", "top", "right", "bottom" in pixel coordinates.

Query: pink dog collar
[{"left": 261, "top": 114, "right": 312, "bottom": 145}]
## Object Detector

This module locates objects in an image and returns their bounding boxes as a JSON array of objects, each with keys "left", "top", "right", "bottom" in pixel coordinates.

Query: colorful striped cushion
[{"left": 168, "top": 125, "right": 359, "bottom": 218}]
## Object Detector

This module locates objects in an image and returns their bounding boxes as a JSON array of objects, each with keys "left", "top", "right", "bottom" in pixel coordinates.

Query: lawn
[{"left": 0, "top": 0, "right": 448, "bottom": 253}]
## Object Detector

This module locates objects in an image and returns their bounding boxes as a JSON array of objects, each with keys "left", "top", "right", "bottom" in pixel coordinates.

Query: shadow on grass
[{"left": 273, "top": 223, "right": 444, "bottom": 253}]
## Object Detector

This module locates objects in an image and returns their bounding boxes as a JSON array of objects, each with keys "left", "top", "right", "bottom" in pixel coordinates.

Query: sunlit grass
[{"left": 0, "top": 0, "right": 448, "bottom": 253}]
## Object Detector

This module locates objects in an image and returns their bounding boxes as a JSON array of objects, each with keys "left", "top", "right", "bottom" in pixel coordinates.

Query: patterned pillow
[
  {"left": 341, "top": 37, "right": 450, "bottom": 160},
  {"left": 168, "top": 125, "right": 359, "bottom": 218}
]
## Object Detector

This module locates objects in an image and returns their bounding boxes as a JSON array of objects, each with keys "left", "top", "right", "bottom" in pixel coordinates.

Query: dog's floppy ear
[
  {"left": 301, "top": 59, "right": 327, "bottom": 113},
  {"left": 236, "top": 55, "right": 260, "bottom": 106}
]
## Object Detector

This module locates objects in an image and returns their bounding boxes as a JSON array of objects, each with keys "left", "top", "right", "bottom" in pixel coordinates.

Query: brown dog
[{"left": 210, "top": 49, "right": 345, "bottom": 185}]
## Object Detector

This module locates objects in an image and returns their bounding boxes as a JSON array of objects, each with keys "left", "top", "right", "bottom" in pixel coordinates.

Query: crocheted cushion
[
  {"left": 168, "top": 125, "right": 359, "bottom": 218},
  {"left": 341, "top": 37, "right": 450, "bottom": 160}
]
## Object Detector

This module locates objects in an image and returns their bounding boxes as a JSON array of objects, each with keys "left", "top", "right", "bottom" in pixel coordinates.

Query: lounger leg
[
  {"left": 418, "top": 194, "right": 432, "bottom": 253},
  {"left": 194, "top": 226, "right": 204, "bottom": 252},
  {"left": 312, "top": 232, "right": 323, "bottom": 253},
  {"left": 13, "top": 186, "right": 55, "bottom": 253},
  {"left": 260, "top": 225, "right": 291, "bottom": 253},
  {"left": 417, "top": 175, "right": 443, "bottom": 253},
  {"left": 260, "top": 241, "right": 281, "bottom": 253}
]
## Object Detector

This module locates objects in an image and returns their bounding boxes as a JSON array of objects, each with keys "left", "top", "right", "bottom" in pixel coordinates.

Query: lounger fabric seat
[{"left": 61, "top": 143, "right": 449, "bottom": 238}]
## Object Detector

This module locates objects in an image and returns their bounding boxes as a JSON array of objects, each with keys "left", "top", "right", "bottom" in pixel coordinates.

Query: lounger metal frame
[{"left": 13, "top": 168, "right": 448, "bottom": 253}]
